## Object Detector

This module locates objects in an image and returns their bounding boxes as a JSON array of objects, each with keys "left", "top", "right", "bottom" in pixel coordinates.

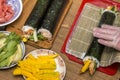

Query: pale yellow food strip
[
  {"left": 37, "top": 53, "right": 59, "bottom": 59},
  {"left": 13, "top": 68, "right": 38, "bottom": 80},
  {"left": 13, "top": 53, "right": 60, "bottom": 80}
]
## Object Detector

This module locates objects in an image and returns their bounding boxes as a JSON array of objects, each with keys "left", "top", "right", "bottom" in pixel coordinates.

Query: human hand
[{"left": 93, "top": 24, "right": 120, "bottom": 51}]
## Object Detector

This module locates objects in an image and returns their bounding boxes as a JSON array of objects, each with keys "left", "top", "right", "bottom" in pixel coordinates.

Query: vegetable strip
[{"left": 13, "top": 54, "right": 60, "bottom": 80}]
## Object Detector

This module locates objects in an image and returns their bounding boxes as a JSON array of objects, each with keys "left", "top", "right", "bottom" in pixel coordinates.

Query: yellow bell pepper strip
[
  {"left": 80, "top": 60, "right": 91, "bottom": 73},
  {"left": 38, "top": 53, "right": 59, "bottom": 59},
  {"left": 22, "top": 37, "right": 28, "bottom": 42},
  {"left": 33, "top": 71, "right": 60, "bottom": 80},
  {"left": 13, "top": 68, "right": 38, "bottom": 80}
]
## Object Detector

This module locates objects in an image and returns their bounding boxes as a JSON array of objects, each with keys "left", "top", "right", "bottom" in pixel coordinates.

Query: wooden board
[{"left": 6, "top": 0, "right": 73, "bottom": 49}]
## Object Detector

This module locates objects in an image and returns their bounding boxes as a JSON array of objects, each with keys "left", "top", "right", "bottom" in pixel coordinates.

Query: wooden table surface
[{"left": 0, "top": 0, "right": 120, "bottom": 80}]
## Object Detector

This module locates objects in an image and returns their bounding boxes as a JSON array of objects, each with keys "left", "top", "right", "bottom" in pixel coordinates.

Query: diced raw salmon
[{"left": 0, "top": 0, "right": 14, "bottom": 23}]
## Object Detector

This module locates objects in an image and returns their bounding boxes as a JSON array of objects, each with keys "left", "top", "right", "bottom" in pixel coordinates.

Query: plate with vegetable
[
  {"left": 13, "top": 49, "right": 66, "bottom": 80},
  {"left": 0, "top": 31, "right": 25, "bottom": 69}
]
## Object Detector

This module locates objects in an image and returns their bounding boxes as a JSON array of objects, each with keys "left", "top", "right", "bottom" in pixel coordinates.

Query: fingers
[
  {"left": 113, "top": 33, "right": 120, "bottom": 51},
  {"left": 93, "top": 25, "right": 120, "bottom": 41},
  {"left": 93, "top": 31, "right": 114, "bottom": 41},
  {"left": 97, "top": 39, "right": 113, "bottom": 47},
  {"left": 101, "top": 24, "right": 120, "bottom": 30},
  {"left": 93, "top": 27, "right": 116, "bottom": 35},
  {"left": 93, "top": 24, "right": 120, "bottom": 51},
  {"left": 93, "top": 28, "right": 115, "bottom": 41},
  {"left": 98, "top": 38, "right": 120, "bottom": 51}
]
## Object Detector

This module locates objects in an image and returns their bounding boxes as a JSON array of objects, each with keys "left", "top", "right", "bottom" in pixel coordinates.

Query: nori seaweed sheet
[
  {"left": 85, "top": 11, "right": 116, "bottom": 61},
  {"left": 25, "top": 0, "right": 51, "bottom": 28},
  {"left": 40, "top": 0, "right": 64, "bottom": 34}
]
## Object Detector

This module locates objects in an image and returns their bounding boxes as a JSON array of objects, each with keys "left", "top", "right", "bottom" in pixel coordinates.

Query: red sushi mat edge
[{"left": 61, "top": 0, "right": 120, "bottom": 76}]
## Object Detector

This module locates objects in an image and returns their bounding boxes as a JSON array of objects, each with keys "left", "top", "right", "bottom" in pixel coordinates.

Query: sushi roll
[
  {"left": 22, "top": 0, "right": 51, "bottom": 42},
  {"left": 38, "top": 0, "right": 64, "bottom": 40},
  {"left": 80, "top": 6, "right": 118, "bottom": 75},
  {"left": 24, "top": 0, "right": 50, "bottom": 28}
]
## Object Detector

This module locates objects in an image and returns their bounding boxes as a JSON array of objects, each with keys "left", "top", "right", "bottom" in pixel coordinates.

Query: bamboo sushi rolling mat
[
  {"left": 0, "top": 0, "right": 120, "bottom": 80},
  {"left": 66, "top": 3, "right": 120, "bottom": 67}
]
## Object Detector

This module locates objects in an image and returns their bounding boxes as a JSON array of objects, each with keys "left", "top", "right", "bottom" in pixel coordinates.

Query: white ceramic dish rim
[{"left": 0, "top": 0, "right": 23, "bottom": 27}]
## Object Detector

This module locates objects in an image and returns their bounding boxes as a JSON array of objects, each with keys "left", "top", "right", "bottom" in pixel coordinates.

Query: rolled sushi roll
[
  {"left": 80, "top": 6, "right": 118, "bottom": 75},
  {"left": 38, "top": 0, "right": 64, "bottom": 40},
  {"left": 24, "top": 0, "right": 50, "bottom": 28},
  {"left": 22, "top": 0, "right": 51, "bottom": 42}
]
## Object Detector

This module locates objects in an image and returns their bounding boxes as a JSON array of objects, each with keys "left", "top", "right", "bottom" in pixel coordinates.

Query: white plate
[
  {"left": 24, "top": 49, "right": 66, "bottom": 80},
  {"left": 0, "top": 31, "right": 25, "bottom": 69}
]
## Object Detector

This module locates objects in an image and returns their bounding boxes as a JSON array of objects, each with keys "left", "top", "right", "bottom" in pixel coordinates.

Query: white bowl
[
  {"left": 0, "top": 0, "right": 23, "bottom": 27},
  {"left": 0, "top": 31, "right": 25, "bottom": 69}
]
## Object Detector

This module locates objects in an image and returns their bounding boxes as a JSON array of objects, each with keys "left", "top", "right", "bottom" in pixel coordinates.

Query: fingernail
[{"left": 93, "top": 28, "right": 97, "bottom": 31}]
